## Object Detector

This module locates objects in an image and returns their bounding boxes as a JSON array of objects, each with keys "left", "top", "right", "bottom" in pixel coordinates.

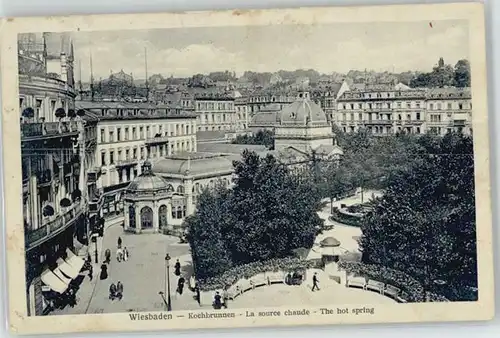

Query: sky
[{"left": 68, "top": 20, "right": 469, "bottom": 81}]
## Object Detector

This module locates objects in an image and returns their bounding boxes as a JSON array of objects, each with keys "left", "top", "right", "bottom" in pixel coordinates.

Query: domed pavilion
[
  {"left": 274, "top": 90, "right": 334, "bottom": 152},
  {"left": 123, "top": 160, "right": 178, "bottom": 234}
]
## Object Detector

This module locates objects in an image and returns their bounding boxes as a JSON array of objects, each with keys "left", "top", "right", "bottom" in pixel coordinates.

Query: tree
[
  {"left": 454, "top": 59, "right": 471, "bottom": 87},
  {"left": 185, "top": 187, "right": 233, "bottom": 280},
  {"left": 226, "top": 151, "right": 321, "bottom": 263},
  {"left": 359, "top": 132, "right": 476, "bottom": 301}
]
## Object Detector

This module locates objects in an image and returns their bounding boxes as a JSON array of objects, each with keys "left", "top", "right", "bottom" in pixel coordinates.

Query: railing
[
  {"left": 145, "top": 135, "right": 170, "bottom": 145},
  {"left": 87, "top": 168, "right": 102, "bottom": 183},
  {"left": 21, "top": 121, "right": 79, "bottom": 139},
  {"left": 35, "top": 169, "right": 52, "bottom": 185},
  {"left": 26, "top": 202, "right": 83, "bottom": 249},
  {"left": 115, "top": 158, "right": 138, "bottom": 167}
]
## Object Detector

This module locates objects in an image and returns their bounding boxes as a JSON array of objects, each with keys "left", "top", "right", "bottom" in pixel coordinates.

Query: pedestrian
[
  {"left": 123, "top": 247, "right": 129, "bottom": 262},
  {"left": 177, "top": 276, "right": 185, "bottom": 295},
  {"left": 213, "top": 291, "right": 222, "bottom": 309},
  {"left": 105, "top": 249, "right": 111, "bottom": 264},
  {"left": 117, "top": 237, "right": 122, "bottom": 249},
  {"left": 195, "top": 285, "right": 201, "bottom": 306},
  {"left": 100, "top": 264, "right": 108, "bottom": 280},
  {"left": 312, "top": 272, "right": 320, "bottom": 292},
  {"left": 88, "top": 264, "right": 93, "bottom": 281},
  {"left": 116, "top": 281, "right": 124, "bottom": 300},
  {"left": 109, "top": 283, "right": 116, "bottom": 300},
  {"left": 174, "top": 259, "right": 181, "bottom": 276},
  {"left": 116, "top": 247, "right": 123, "bottom": 262}
]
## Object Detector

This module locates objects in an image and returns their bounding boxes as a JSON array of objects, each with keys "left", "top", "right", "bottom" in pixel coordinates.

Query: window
[
  {"left": 110, "top": 151, "right": 115, "bottom": 164},
  {"left": 416, "top": 112, "right": 421, "bottom": 120},
  {"left": 118, "top": 150, "right": 122, "bottom": 161},
  {"left": 139, "top": 127, "right": 144, "bottom": 139},
  {"left": 117, "top": 128, "right": 121, "bottom": 141},
  {"left": 146, "top": 126, "right": 150, "bottom": 138},
  {"left": 459, "top": 103, "right": 463, "bottom": 109},
  {"left": 406, "top": 114, "right": 411, "bottom": 120},
  {"left": 50, "top": 100, "right": 56, "bottom": 113},
  {"left": 350, "top": 113, "right": 354, "bottom": 121},
  {"left": 398, "top": 114, "right": 402, "bottom": 120},
  {"left": 397, "top": 102, "right": 402, "bottom": 108},
  {"left": 437, "top": 103, "right": 442, "bottom": 110},
  {"left": 125, "top": 149, "right": 130, "bottom": 160},
  {"left": 358, "top": 113, "right": 362, "bottom": 121},
  {"left": 416, "top": 102, "right": 421, "bottom": 108},
  {"left": 124, "top": 127, "right": 129, "bottom": 140},
  {"left": 448, "top": 103, "right": 452, "bottom": 109},
  {"left": 140, "top": 147, "right": 145, "bottom": 159},
  {"left": 101, "top": 152, "right": 106, "bottom": 166},
  {"left": 109, "top": 131, "right": 114, "bottom": 142},
  {"left": 133, "top": 148, "right": 137, "bottom": 159},
  {"left": 132, "top": 127, "right": 137, "bottom": 139},
  {"left": 35, "top": 99, "right": 43, "bottom": 118},
  {"left": 100, "top": 129, "right": 105, "bottom": 142},
  {"left": 416, "top": 127, "right": 421, "bottom": 134},
  {"left": 430, "top": 103, "right": 434, "bottom": 110}
]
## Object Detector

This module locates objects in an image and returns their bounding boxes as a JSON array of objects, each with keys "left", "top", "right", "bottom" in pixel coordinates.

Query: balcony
[
  {"left": 115, "top": 158, "right": 138, "bottom": 168},
  {"left": 89, "top": 189, "right": 104, "bottom": 214},
  {"left": 87, "top": 167, "right": 102, "bottom": 183},
  {"left": 25, "top": 202, "right": 84, "bottom": 250},
  {"left": 364, "top": 120, "right": 393, "bottom": 126},
  {"left": 145, "top": 134, "right": 170, "bottom": 145},
  {"left": 21, "top": 121, "right": 79, "bottom": 141}
]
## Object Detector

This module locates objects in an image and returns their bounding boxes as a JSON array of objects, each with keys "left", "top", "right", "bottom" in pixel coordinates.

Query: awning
[
  {"left": 53, "top": 267, "right": 72, "bottom": 285},
  {"left": 41, "top": 269, "right": 68, "bottom": 294},
  {"left": 65, "top": 248, "right": 85, "bottom": 274},
  {"left": 56, "top": 258, "right": 80, "bottom": 280}
]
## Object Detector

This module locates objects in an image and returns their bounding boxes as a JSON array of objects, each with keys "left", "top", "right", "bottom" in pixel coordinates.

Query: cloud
[{"left": 72, "top": 22, "right": 469, "bottom": 80}]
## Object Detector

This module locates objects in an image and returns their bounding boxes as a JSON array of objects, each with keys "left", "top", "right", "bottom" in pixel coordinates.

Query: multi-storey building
[
  {"left": 19, "top": 32, "right": 90, "bottom": 316},
  {"left": 191, "top": 93, "right": 237, "bottom": 132},
  {"left": 235, "top": 97, "right": 250, "bottom": 131},
  {"left": 76, "top": 100, "right": 197, "bottom": 217},
  {"left": 425, "top": 88, "right": 472, "bottom": 135},
  {"left": 247, "top": 90, "right": 295, "bottom": 115},
  {"left": 335, "top": 87, "right": 472, "bottom": 136}
]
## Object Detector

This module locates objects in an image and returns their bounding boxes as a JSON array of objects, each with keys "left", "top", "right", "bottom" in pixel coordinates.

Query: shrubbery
[
  {"left": 330, "top": 207, "right": 364, "bottom": 227},
  {"left": 199, "top": 257, "right": 316, "bottom": 291},
  {"left": 338, "top": 261, "right": 426, "bottom": 302}
]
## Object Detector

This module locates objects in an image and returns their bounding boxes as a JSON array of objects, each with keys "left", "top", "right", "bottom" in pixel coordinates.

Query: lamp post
[
  {"left": 165, "top": 253, "right": 172, "bottom": 311},
  {"left": 93, "top": 234, "right": 98, "bottom": 264}
]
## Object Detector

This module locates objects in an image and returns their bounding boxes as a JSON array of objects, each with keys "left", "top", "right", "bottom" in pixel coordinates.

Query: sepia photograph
[{"left": 1, "top": 2, "right": 493, "bottom": 334}]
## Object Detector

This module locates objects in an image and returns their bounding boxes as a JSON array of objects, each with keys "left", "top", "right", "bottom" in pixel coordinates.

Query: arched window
[
  {"left": 140, "top": 206, "right": 153, "bottom": 229},
  {"left": 183, "top": 206, "right": 187, "bottom": 217},
  {"left": 159, "top": 205, "right": 168, "bottom": 229},
  {"left": 176, "top": 206, "right": 183, "bottom": 219},
  {"left": 166, "top": 184, "right": 174, "bottom": 192},
  {"left": 128, "top": 205, "right": 136, "bottom": 228},
  {"left": 177, "top": 185, "right": 185, "bottom": 194}
]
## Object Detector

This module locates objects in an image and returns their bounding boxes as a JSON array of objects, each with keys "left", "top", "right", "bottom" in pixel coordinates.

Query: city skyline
[{"left": 70, "top": 20, "right": 469, "bottom": 81}]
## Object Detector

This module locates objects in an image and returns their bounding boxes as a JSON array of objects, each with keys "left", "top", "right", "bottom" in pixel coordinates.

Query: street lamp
[
  {"left": 165, "top": 253, "right": 172, "bottom": 311},
  {"left": 91, "top": 233, "right": 98, "bottom": 264}
]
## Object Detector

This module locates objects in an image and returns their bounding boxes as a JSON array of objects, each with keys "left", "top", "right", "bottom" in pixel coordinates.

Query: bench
[
  {"left": 347, "top": 276, "right": 366, "bottom": 289},
  {"left": 384, "top": 284, "right": 401, "bottom": 299},
  {"left": 366, "top": 280, "right": 385, "bottom": 294},
  {"left": 396, "top": 291, "right": 409, "bottom": 303}
]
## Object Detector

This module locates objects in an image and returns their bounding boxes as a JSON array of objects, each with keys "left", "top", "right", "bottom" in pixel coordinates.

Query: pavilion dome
[
  {"left": 126, "top": 160, "right": 170, "bottom": 193},
  {"left": 320, "top": 237, "right": 341, "bottom": 247},
  {"left": 279, "top": 91, "right": 328, "bottom": 126}
]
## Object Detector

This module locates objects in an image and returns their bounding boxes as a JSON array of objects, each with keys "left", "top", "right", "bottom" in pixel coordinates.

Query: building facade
[
  {"left": 76, "top": 100, "right": 198, "bottom": 218},
  {"left": 335, "top": 87, "right": 472, "bottom": 136},
  {"left": 19, "top": 32, "right": 88, "bottom": 316},
  {"left": 192, "top": 93, "right": 237, "bottom": 132}
]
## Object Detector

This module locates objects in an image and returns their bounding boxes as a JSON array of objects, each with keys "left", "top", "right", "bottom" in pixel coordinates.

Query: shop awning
[
  {"left": 56, "top": 258, "right": 80, "bottom": 280},
  {"left": 41, "top": 269, "right": 68, "bottom": 294},
  {"left": 65, "top": 248, "right": 85, "bottom": 274},
  {"left": 53, "top": 267, "right": 72, "bottom": 285}
]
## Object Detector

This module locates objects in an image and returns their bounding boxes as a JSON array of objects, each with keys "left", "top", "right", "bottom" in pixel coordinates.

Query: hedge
[
  {"left": 339, "top": 261, "right": 426, "bottom": 302},
  {"left": 198, "top": 257, "right": 317, "bottom": 291},
  {"left": 330, "top": 207, "right": 364, "bottom": 227}
]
